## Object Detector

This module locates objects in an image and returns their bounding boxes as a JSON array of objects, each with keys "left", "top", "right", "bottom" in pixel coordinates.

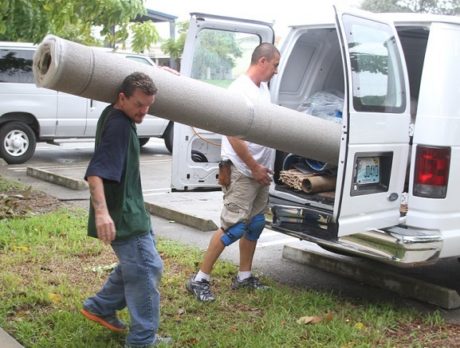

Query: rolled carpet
[{"left": 33, "top": 35, "right": 341, "bottom": 165}]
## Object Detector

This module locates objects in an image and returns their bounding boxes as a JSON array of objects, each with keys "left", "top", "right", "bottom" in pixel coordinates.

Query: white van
[
  {"left": 0, "top": 42, "right": 174, "bottom": 164},
  {"left": 173, "top": 9, "right": 460, "bottom": 267}
]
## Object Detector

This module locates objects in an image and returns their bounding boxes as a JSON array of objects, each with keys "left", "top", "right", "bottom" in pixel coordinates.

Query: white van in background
[
  {"left": 173, "top": 9, "right": 460, "bottom": 268},
  {"left": 0, "top": 42, "right": 174, "bottom": 164}
]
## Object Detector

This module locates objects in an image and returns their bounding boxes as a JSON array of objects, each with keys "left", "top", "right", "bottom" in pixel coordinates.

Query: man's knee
[
  {"left": 220, "top": 222, "right": 247, "bottom": 246},
  {"left": 245, "top": 214, "right": 265, "bottom": 241}
]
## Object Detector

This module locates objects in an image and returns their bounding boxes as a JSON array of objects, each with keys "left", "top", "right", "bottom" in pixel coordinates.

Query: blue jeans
[{"left": 83, "top": 231, "right": 163, "bottom": 346}]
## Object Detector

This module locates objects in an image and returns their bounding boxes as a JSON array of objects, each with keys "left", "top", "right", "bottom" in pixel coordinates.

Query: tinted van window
[
  {"left": 343, "top": 15, "right": 406, "bottom": 113},
  {"left": 0, "top": 49, "right": 34, "bottom": 83}
]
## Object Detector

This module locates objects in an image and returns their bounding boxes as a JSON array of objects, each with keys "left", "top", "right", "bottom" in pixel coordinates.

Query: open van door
[
  {"left": 171, "top": 13, "right": 274, "bottom": 190},
  {"left": 334, "top": 7, "right": 411, "bottom": 236}
]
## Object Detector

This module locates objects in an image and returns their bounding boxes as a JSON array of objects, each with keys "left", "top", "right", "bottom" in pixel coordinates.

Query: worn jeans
[{"left": 83, "top": 231, "right": 163, "bottom": 346}]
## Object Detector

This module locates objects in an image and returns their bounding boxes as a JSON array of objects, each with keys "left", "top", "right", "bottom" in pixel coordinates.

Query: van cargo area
[
  {"left": 273, "top": 27, "right": 344, "bottom": 212},
  {"left": 173, "top": 11, "right": 460, "bottom": 267},
  {"left": 271, "top": 23, "right": 429, "bottom": 214}
]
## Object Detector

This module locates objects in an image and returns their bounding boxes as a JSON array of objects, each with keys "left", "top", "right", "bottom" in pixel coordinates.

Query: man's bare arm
[
  {"left": 227, "top": 136, "right": 271, "bottom": 186},
  {"left": 87, "top": 176, "right": 116, "bottom": 244}
]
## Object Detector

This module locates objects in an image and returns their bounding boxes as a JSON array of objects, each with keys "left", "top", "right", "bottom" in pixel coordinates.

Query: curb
[
  {"left": 26, "top": 167, "right": 88, "bottom": 190},
  {"left": 145, "top": 202, "right": 217, "bottom": 232},
  {"left": 22, "top": 166, "right": 216, "bottom": 232},
  {"left": 282, "top": 244, "right": 460, "bottom": 309},
  {"left": 0, "top": 328, "right": 23, "bottom": 348}
]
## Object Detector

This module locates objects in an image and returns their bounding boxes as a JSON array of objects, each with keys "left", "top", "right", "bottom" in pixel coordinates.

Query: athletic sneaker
[
  {"left": 231, "top": 276, "right": 270, "bottom": 290},
  {"left": 186, "top": 275, "right": 216, "bottom": 302},
  {"left": 80, "top": 307, "right": 127, "bottom": 333},
  {"left": 124, "top": 335, "right": 173, "bottom": 347}
]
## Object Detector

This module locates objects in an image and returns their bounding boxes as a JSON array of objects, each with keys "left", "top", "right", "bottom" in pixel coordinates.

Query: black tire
[
  {"left": 191, "top": 150, "right": 208, "bottom": 162},
  {"left": 138, "top": 137, "right": 150, "bottom": 147},
  {"left": 163, "top": 122, "right": 173, "bottom": 153},
  {"left": 0, "top": 122, "right": 36, "bottom": 164}
]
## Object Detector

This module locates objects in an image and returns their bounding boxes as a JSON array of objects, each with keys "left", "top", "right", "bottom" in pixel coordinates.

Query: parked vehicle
[
  {"left": 0, "top": 42, "right": 174, "bottom": 164},
  {"left": 173, "top": 9, "right": 460, "bottom": 267}
]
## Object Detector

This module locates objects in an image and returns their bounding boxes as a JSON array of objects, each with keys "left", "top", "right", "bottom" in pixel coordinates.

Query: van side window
[
  {"left": 343, "top": 15, "right": 406, "bottom": 113},
  {"left": 0, "top": 49, "right": 34, "bottom": 84},
  {"left": 191, "top": 28, "right": 260, "bottom": 88}
]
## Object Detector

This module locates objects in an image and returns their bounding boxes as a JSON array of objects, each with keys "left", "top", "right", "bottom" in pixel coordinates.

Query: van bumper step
[{"left": 272, "top": 223, "right": 443, "bottom": 267}]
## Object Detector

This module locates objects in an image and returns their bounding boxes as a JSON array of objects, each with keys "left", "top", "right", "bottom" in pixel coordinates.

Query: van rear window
[
  {"left": 342, "top": 15, "right": 406, "bottom": 114},
  {"left": 0, "top": 49, "right": 35, "bottom": 84}
]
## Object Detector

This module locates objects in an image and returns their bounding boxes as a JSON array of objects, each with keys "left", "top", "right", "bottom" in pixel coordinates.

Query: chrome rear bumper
[{"left": 271, "top": 206, "right": 443, "bottom": 267}]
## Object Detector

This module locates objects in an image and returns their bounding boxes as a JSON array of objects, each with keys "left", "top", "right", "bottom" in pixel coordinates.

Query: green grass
[
  {"left": 0, "top": 175, "right": 25, "bottom": 191},
  {"left": 0, "top": 187, "right": 453, "bottom": 347}
]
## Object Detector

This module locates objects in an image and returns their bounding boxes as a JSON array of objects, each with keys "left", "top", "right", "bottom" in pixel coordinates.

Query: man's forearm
[
  {"left": 87, "top": 175, "right": 116, "bottom": 243},
  {"left": 227, "top": 136, "right": 271, "bottom": 185},
  {"left": 227, "top": 136, "right": 258, "bottom": 170},
  {"left": 87, "top": 176, "right": 108, "bottom": 213}
]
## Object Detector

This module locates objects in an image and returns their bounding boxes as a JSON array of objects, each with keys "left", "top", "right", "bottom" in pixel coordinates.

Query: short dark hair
[
  {"left": 118, "top": 72, "right": 158, "bottom": 98},
  {"left": 251, "top": 43, "right": 280, "bottom": 65}
]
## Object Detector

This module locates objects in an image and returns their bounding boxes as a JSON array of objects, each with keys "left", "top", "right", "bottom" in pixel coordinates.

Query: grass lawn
[{"left": 0, "top": 176, "right": 459, "bottom": 347}]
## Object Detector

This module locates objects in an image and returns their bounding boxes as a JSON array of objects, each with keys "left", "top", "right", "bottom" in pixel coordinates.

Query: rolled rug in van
[
  {"left": 301, "top": 175, "right": 336, "bottom": 194},
  {"left": 33, "top": 35, "right": 341, "bottom": 164}
]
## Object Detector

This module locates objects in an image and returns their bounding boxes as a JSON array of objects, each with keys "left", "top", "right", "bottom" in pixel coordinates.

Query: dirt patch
[
  {"left": 385, "top": 320, "right": 460, "bottom": 347},
  {"left": 0, "top": 187, "right": 64, "bottom": 219}
]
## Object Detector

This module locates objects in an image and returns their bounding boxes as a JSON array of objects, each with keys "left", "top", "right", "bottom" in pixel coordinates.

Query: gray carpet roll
[{"left": 33, "top": 35, "right": 341, "bottom": 164}]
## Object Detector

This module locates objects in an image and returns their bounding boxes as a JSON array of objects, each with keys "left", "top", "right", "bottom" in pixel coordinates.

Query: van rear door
[
  {"left": 172, "top": 13, "right": 274, "bottom": 190},
  {"left": 335, "top": 7, "right": 411, "bottom": 236}
]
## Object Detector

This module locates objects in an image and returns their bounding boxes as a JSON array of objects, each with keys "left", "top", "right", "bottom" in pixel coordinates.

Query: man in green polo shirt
[{"left": 80, "top": 72, "right": 170, "bottom": 347}]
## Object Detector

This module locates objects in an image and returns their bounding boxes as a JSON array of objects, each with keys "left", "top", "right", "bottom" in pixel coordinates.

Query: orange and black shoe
[{"left": 80, "top": 307, "right": 128, "bottom": 333}]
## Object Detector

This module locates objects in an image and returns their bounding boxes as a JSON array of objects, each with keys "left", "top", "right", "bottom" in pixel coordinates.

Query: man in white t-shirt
[{"left": 186, "top": 43, "right": 281, "bottom": 302}]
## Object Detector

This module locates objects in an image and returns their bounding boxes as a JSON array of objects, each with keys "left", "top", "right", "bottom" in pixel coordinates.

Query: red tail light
[{"left": 413, "top": 146, "right": 450, "bottom": 198}]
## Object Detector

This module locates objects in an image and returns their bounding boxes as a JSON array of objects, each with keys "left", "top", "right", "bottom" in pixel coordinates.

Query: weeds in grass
[{"left": 0, "top": 207, "right": 458, "bottom": 347}]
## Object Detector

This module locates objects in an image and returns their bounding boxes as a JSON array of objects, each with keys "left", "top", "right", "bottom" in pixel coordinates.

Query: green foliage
[
  {"left": 0, "top": 0, "right": 154, "bottom": 48},
  {"left": 361, "top": 0, "right": 460, "bottom": 15},
  {"left": 130, "top": 22, "right": 160, "bottom": 53},
  {"left": 161, "top": 21, "right": 188, "bottom": 68},
  {"left": 191, "top": 30, "right": 243, "bottom": 80}
]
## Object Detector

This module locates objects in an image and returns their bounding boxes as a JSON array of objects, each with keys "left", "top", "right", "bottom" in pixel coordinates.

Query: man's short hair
[
  {"left": 118, "top": 72, "right": 158, "bottom": 98},
  {"left": 251, "top": 43, "right": 280, "bottom": 65}
]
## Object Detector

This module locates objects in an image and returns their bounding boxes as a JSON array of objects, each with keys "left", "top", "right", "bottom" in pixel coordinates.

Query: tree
[
  {"left": 361, "top": 0, "right": 460, "bottom": 15},
  {"left": 0, "top": 0, "right": 160, "bottom": 52},
  {"left": 190, "top": 30, "right": 242, "bottom": 80},
  {"left": 161, "top": 21, "right": 188, "bottom": 69}
]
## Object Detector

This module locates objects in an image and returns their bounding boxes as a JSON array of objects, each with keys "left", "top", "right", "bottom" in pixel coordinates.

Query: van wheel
[
  {"left": 0, "top": 122, "right": 36, "bottom": 164},
  {"left": 163, "top": 122, "right": 173, "bottom": 153},
  {"left": 138, "top": 137, "right": 150, "bottom": 147}
]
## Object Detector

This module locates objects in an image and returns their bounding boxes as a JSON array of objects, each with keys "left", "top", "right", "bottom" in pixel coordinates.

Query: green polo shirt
[{"left": 85, "top": 105, "right": 151, "bottom": 240}]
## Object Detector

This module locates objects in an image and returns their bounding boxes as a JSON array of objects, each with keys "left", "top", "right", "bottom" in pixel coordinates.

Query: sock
[
  {"left": 237, "top": 271, "right": 252, "bottom": 281},
  {"left": 194, "top": 270, "right": 210, "bottom": 282}
]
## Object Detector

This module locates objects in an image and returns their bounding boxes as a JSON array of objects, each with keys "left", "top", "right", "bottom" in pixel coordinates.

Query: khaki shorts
[{"left": 220, "top": 165, "right": 269, "bottom": 230}]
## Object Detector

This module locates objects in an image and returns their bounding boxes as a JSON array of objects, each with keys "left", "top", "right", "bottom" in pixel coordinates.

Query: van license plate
[{"left": 356, "top": 157, "right": 380, "bottom": 184}]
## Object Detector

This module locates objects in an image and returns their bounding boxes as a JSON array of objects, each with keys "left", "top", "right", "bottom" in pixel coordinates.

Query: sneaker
[
  {"left": 153, "top": 336, "right": 173, "bottom": 346},
  {"left": 80, "top": 307, "right": 127, "bottom": 333},
  {"left": 124, "top": 335, "right": 172, "bottom": 347},
  {"left": 231, "top": 276, "right": 270, "bottom": 290},
  {"left": 186, "top": 275, "right": 216, "bottom": 302}
]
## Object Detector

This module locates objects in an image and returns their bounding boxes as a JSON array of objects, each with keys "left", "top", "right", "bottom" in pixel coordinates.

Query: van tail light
[{"left": 413, "top": 145, "right": 450, "bottom": 198}]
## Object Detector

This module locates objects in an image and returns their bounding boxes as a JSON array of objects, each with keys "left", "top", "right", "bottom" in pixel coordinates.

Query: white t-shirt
[{"left": 221, "top": 74, "right": 275, "bottom": 178}]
